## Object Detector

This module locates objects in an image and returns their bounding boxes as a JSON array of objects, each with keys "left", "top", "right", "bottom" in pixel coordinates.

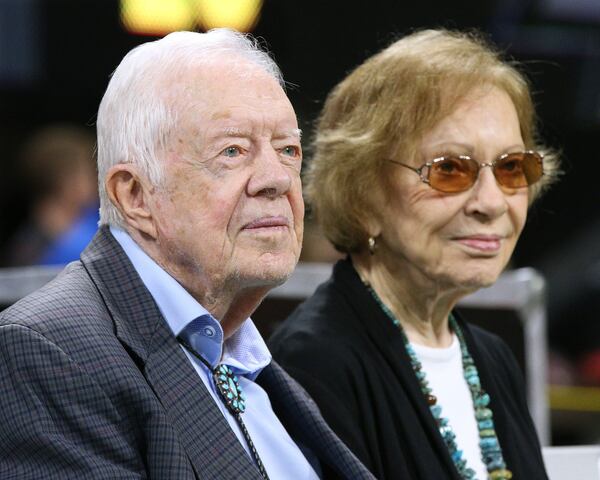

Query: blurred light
[
  {"left": 120, "top": 0, "right": 263, "bottom": 36},
  {"left": 121, "top": 0, "right": 195, "bottom": 36},
  {"left": 195, "top": 0, "right": 263, "bottom": 32}
]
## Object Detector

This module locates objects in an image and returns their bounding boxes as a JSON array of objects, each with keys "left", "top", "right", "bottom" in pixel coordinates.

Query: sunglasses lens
[
  {"left": 494, "top": 152, "right": 543, "bottom": 188},
  {"left": 429, "top": 156, "right": 479, "bottom": 193}
]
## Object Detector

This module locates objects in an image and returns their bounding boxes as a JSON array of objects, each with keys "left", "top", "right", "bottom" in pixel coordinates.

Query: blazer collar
[{"left": 80, "top": 227, "right": 262, "bottom": 479}]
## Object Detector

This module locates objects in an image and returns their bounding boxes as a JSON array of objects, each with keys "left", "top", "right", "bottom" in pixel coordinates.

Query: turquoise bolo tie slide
[
  {"left": 177, "top": 337, "right": 270, "bottom": 479},
  {"left": 213, "top": 364, "right": 246, "bottom": 414}
]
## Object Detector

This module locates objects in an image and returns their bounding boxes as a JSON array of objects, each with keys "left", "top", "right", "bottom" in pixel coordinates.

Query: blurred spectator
[{"left": 1, "top": 124, "right": 98, "bottom": 266}]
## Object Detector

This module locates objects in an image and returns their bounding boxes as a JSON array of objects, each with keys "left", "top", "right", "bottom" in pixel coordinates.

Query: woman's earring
[{"left": 368, "top": 236, "right": 377, "bottom": 255}]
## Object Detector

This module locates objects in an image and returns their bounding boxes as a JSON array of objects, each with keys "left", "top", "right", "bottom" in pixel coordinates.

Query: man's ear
[{"left": 105, "top": 164, "right": 158, "bottom": 240}]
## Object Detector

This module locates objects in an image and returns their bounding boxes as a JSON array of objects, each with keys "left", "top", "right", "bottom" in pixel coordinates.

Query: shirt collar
[{"left": 110, "top": 227, "right": 271, "bottom": 378}]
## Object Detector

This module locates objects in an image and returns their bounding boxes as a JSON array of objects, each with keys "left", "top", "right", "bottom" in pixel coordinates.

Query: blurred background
[{"left": 0, "top": 0, "right": 598, "bottom": 444}]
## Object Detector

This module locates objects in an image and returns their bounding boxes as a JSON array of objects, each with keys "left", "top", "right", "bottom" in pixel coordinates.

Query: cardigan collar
[{"left": 331, "top": 257, "right": 516, "bottom": 480}]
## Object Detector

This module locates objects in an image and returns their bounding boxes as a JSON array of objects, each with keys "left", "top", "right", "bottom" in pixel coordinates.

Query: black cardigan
[{"left": 269, "top": 259, "right": 548, "bottom": 480}]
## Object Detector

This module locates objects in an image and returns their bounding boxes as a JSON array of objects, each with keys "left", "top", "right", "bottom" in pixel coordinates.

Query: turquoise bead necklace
[{"left": 366, "top": 284, "right": 512, "bottom": 480}]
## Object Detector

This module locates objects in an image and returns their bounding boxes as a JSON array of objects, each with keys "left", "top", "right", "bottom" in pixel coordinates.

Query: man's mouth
[{"left": 243, "top": 216, "right": 290, "bottom": 230}]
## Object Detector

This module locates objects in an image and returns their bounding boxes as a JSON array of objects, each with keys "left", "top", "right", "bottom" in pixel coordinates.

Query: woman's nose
[{"left": 464, "top": 166, "right": 509, "bottom": 220}]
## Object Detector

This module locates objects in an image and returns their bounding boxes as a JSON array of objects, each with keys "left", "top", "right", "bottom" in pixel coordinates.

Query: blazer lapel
[
  {"left": 143, "top": 319, "right": 261, "bottom": 479},
  {"left": 258, "top": 361, "right": 375, "bottom": 480},
  {"left": 81, "top": 227, "right": 261, "bottom": 479}
]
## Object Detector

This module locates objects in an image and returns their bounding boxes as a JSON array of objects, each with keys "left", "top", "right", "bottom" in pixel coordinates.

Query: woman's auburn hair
[{"left": 305, "top": 29, "right": 561, "bottom": 254}]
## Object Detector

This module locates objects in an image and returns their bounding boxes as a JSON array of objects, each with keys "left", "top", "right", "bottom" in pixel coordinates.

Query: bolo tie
[{"left": 177, "top": 335, "right": 271, "bottom": 480}]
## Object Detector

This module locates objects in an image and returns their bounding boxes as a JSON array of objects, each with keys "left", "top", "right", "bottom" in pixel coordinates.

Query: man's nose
[{"left": 247, "top": 147, "right": 293, "bottom": 198}]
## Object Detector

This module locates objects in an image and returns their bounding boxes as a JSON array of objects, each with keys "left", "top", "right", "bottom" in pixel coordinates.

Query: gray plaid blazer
[{"left": 0, "top": 227, "right": 375, "bottom": 480}]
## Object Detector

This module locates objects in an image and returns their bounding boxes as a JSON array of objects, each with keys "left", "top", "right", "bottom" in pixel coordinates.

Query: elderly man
[{"left": 0, "top": 30, "right": 373, "bottom": 480}]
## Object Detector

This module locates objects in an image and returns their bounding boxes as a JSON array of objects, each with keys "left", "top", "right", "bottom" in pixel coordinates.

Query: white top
[{"left": 411, "top": 336, "right": 488, "bottom": 480}]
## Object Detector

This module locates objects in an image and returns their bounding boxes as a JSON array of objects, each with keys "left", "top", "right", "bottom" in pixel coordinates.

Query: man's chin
[{"left": 237, "top": 253, "right": 298, "bottom": 288}]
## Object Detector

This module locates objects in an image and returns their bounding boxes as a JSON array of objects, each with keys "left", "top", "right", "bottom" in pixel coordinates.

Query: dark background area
[{"left": 1, "top": 0, "right": 599, "bottom": 419}]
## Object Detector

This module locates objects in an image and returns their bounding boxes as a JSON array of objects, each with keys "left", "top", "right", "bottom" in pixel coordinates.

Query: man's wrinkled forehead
[
  {"left": 165, "top": 64, "right": 296, "bottom": 139},
  {"left": 162, "top": 56, "right": 284, "bottom": 105}
]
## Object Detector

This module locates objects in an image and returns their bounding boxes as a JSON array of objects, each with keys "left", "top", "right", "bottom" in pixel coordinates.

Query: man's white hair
[{"left": 97, "top": 29, "right": 284, "bottom": 228}]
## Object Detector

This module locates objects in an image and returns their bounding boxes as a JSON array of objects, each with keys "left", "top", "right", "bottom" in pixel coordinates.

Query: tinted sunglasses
[{"left": 389, "top": 151, "right": 544, "bottom": 193}]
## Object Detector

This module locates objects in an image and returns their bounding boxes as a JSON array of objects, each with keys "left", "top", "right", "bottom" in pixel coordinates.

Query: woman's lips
[
  {"left": 243, "top": 216, "right": 289, "bottom": 230},
  {"left": 455, "top": 235, "right": 502, "bottom": 252}
]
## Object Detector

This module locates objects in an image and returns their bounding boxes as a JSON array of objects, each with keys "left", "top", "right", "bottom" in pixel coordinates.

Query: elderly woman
[{"left": 269, "top": 30, "right": 559, "bottom": 480}]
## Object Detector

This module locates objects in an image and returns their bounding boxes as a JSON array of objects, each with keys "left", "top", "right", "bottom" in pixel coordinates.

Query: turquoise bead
[
  {"left": 452, "top": 449, "right": 463, "bottom": 461},
  {"left": 480, "top": 437, "right": 500, "bottom": 450},
  {"left": 467, "top": 375, "right": 480, "bottom": 386},
  {"left": 444, "top": 431, "right": 456, "bottom": 443},
  {"left": 476, "top": 408, "right": 493, "bottom": 420},
  {"left": 478, "top": 419, "right": 493, "bottom": 429},
  {"left": 483, "top": 452, "right": 502, "bottom": 462},
  {"left": 488, "top": 457, "right": 506, "bottom": 470}
]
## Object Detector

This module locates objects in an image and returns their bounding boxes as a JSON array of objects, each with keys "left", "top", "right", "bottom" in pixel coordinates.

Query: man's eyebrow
[
  {"left": 222, "top": 127, "right": 249, "bottom": 137},
  {"left": 274, "top": 128, "right": 302, "bottom": 140},
  {"left": 212, "top": 127, "right": 302, "bottom": 139}
]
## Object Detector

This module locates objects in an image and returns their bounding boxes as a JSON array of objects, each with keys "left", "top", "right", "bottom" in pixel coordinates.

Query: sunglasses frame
[{"left": 389, "top": 150, "right": 544, "bottom": 193}]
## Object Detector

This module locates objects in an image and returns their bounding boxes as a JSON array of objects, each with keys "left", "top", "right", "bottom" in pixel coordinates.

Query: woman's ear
[
  {"left": 367, "top": 223, "right": 382, "bottom": 240},
  {"left": 105, "top": 164, "right": 158, "bottom": 240},
  {"left": 364, "top": 207, "right": 383, "bottom": 240}
]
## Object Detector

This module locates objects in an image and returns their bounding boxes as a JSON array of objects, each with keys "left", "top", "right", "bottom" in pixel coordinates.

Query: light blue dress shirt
[{"left": 111, "top": 228, "right": 319, "bottom": 480}]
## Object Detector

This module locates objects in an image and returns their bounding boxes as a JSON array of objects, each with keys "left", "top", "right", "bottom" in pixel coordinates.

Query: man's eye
[
  {"left": 281, "top": 145, "right": 300, "bottom": 157},
  {"left": 222, "top": 146, "right": 242, "bottom": 157}
]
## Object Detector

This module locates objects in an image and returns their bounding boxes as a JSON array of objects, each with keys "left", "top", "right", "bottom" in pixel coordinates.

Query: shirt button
[{"left": 203, "top": 326, "right": 216, "bottom": 337}]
